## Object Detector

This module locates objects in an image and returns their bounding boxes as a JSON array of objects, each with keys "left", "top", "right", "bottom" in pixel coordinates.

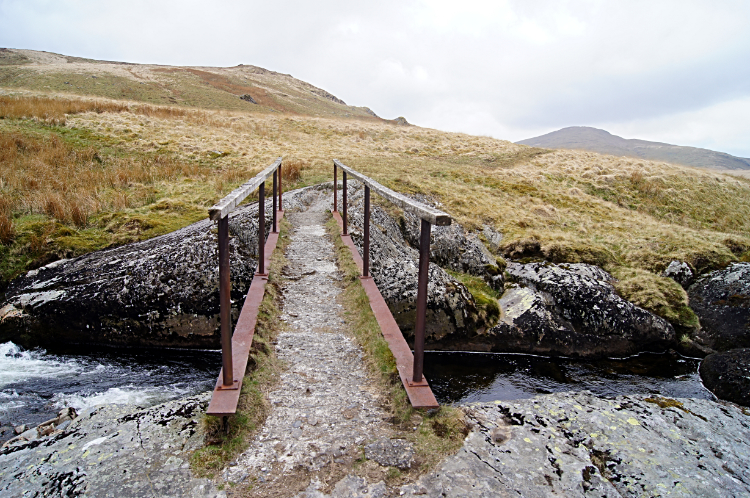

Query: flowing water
[
  {"left": 0, "top": 338, "right": 713, "bottom": 442},
  {"left": 0, "top": 341, "right": 219, "bottom": 439},
  {"left": 424, "top": 350, "right": 713, "bottom": 404}
]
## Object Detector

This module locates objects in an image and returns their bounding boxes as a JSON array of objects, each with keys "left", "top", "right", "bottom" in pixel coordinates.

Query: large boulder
[
  {"left": 0, "top": 190, "right": 310, "bottom": 349},
  {"left": 340, "top": 183, "right": 487, "bottom": 342},
  {"left": 430, "top": 262, "right": 676, "bottom": 358},
  {"left": 401, "top": 205, "right": 504, "bottom": 289},
  {"left": 689, "top": 263, "right": 750, "bottom": 351},
  {"left": 699, "top": 348, "right": 750, "bottom": 407}
]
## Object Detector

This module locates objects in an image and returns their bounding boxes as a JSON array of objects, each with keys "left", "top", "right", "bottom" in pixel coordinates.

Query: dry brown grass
[
  {"left": 0, "top": 95, "right": 129, "bottom": 124},
  {"left": 0, "top": 213, "right": 13, "bottom": 245},
  {"left": 0, "top": 130, "right": 207, "bottom": 225},
  {"left": 3, "top": 91, "right": 750, "bottom": 330}
]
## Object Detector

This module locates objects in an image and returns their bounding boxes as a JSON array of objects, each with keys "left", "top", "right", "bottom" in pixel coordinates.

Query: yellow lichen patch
[{"left": 627, "top": 418, "right": 640, "bottom": 426}]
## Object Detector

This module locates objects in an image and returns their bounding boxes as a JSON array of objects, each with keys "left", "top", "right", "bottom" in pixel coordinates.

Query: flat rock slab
[
  {"left": 398, "top": 392, "right": 750, "bottom": 497},
  {"left": 364, "top": 438, "right": 414, "bottom": 470},
  {"left": 0, "top": 393, "right": 223, "bottom": 497}
]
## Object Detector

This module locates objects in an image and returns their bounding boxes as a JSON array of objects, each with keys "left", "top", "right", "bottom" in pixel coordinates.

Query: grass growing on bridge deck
[
  {"left": 326, "top": 215, "right": 470, "bottom": 479},
  {"left": 190, "top": 217, "right": 291, "bottom": 478}
]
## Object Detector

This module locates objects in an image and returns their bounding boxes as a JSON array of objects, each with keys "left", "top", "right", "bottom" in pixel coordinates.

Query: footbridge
[{"left": 205, "top": 158, "right": 450, "bottom": 419}]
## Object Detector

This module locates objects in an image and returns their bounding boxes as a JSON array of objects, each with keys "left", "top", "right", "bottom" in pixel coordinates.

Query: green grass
[
  {"left": 190, "top": 217, "right": 291, "bottom": 477},
  {"left": 612, "top": 267, "right": 699, "bottom": 335},
  {"left": 445, "top": 269, "right": 501, "bottom": 327}
]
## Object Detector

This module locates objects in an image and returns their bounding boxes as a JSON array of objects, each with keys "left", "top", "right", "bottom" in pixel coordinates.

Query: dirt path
[{"left": 226, "top": 196, "right": 391, "bottom": 496}]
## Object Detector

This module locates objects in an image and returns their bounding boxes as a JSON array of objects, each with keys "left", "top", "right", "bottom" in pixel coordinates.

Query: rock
[
  {"left": 297, "top": 475, "right": 387, "bottom": 498},
  {"left": 398, "top": 392, "right": 750, "bottom": 497},
  {"left": 364, "top": 438, "right": 415, "bottom": 469},
  {"left": 482, "top": 224, "right": 503, "bottom": 253},
  {"left": 13, "top": 424, "right": 27, "bottom": 435},
  {"left": 689, "top": 263, "right": 750, "bottom": 351},
  {"left": 401, "top": 207, "right": 504, "bottom": 285},
  {"left": 662, "top": 260, "right": 694, "bottom": 288},
  {"left": 451, "top": 262, "right": 676, "bottom": 358},
  {"left": 240, "top": 94, "right": 257, "bottom": 104},
  {"left": 56, "top": 406, "right": 77, "bottom": 425},
  {"left": 700, "top": 348, "right": 750, "bottom": 407},
  {"left": 0, "top": 393, "right": 222, "bottom": 497},
  {"left": 340, "top": 183, "right": 487, "bottom": 341},
  {"left": 393, "top": 116, "right": 410, "bottom": 126},
  {"left": 0, "top": 188, "right": 311, "bottom": 349}
]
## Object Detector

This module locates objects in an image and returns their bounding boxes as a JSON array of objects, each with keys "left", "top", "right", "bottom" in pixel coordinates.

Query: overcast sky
[{"left": 2, "top": 0, "right": 749, "bottom": 157}]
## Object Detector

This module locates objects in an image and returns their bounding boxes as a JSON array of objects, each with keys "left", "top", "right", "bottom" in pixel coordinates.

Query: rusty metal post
[
  {"left": 333, "top": 162, "right": 338, "bottom": 212},
  {"left": 258, "top": 181, "right": 266, "bottom": 275},
  {"left": 218, "top": 216, "right": 233, "bottom": 387},
  {"left": 363, "top": 186, "right": 370, "bottom": 277},
  {"left": 278, "top": 161, "right": 283, "bottom": 212},
  {"left": 342, "top": 171, "right": 348, "bottom": 235},
  {"left": 272, "top": 170, "right": 278, "bottom": 233},
  {"left": 413, "top": 219, "right": 431, "bottom": 383}
]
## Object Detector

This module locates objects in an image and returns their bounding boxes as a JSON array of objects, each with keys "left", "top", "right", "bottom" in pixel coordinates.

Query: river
[
  {"left": 0, "top": 341, "right": 219, "bottom": 441},
  {"left": 1, "top": 342, "right": 713, "bottom": 442}
]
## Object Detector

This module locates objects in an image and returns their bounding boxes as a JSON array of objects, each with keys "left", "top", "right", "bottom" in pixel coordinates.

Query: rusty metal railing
[
  {"left": 208, "top": 157, "right": 282, "bottom": 393},
  {"left": 333, "top": 159, "right": 451, "bottom": 385}
]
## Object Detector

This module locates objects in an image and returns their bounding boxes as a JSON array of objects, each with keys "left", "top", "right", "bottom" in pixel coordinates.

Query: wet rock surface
[
  {"left": 0, "top": 393, "right": 223, "bottom": 497},
  {"left": 700, "top": 348, "right": 750, "bottom": 407},
  {"left": 689, "top": 262, "right": 750, "bottom": 351}
]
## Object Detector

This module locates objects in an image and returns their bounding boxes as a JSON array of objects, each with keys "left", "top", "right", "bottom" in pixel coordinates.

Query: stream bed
[
  {"left": 1, "top": 342, "right": 713, "bottom": 442},
  {"left": 424, "top": 350, "right": 713, "bottom": 404},
  {"left": 0, "top": 341, "right": 219, "bottom": 440}
]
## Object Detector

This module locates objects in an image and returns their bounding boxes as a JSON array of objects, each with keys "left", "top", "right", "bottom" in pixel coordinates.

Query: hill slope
[
  {"left": 0, "top": 48, "right": 379, "bottom": 119},
  {"left": 517, "top": 126, "right": 750, "bottom": 170},
  {"left": 1, "top": 50, "right": 750, "bottom": 337}
]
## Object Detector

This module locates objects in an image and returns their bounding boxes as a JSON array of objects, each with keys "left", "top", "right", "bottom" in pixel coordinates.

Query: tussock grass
[
  {"left": 326, "top": 216, "right": 468, "bottom": 475},
  {"left": 612, "top": 268, "right": 699, "bottom": 334},
  {"left": 191, "top": 217, "right": 291, "bottom": 477},
  {"left": 0, "top": 130, "right": 203, "bottom": 222},
  {"left": 446, "top": 270, "right": 500, "bottom": 327}
]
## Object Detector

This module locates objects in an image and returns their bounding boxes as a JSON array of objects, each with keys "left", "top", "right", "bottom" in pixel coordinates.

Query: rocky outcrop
[
  {"left": 662, "top": 260, "right": 695, "bottom": 288},
  {"left": 0, "top": 188, "right": 311, "bottom": 349},
  {"left": 689, "top": 262, "right": 750, "bottom": 351},
  {"left": 335, "top": 183, "right": 675, "bottom": 356},
  {"left": 700, "top": 348, "right": 750, "bottom": 407},
  {"left": 0, "top": 393, "right": 223, "bottom": 497},
  {"left": 341, "top": 183, "right": 489, "bottom": 342},
  {"left": 401, "top": 208, "right": 504, "bottom": 289},
  {"left": 430, "top": 262, "right": 676, "bottom": 357},
  {"left": 300, "top": 392, "right": 750, "bottom": 497}
]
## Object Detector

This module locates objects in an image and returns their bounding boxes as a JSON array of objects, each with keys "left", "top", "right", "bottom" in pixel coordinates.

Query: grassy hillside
[
  {"left": 0, "top": 48, "right": 379, "bottom": 119},
  {"left": 518, "top": 126, "right": 750, "bottom": 171},
  {"left": 2, "top": 53, "right": 750, "bottom": 338}
]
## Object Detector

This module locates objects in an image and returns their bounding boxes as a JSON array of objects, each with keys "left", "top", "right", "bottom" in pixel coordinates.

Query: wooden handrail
[
  {"left": 209, "top": 157, "right": 282, "bottom": 221},
  {"left": 333, "top": 159, "right": 451, "bottom": 226}
]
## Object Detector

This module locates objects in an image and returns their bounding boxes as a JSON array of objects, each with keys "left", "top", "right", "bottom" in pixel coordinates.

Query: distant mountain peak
[{"left": 517, "top": 127, "right": 750, "bottom": 170}]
